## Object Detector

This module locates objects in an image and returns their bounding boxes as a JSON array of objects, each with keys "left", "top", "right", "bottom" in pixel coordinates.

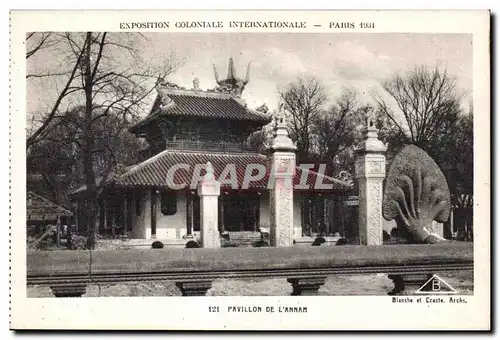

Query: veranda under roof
[{"left": 108, "top": 150, "right": 353, "bottom": 192}]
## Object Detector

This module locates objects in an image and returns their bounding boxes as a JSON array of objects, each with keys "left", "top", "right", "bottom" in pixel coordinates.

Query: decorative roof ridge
[
  {"left": 158, "top": 87, "right": 235, "bottom": 100},
  {"left": 163, "top": 150, "right": 267, "bottom": 157},
  {"left": 230, "top": 97, "right": 272, "bottom": 120},
  {"left": 130, "top": 89, "right": 272, "bottom": 133},
  {"left": 158, "top": 88, "right": 270, "bottom": 119}
]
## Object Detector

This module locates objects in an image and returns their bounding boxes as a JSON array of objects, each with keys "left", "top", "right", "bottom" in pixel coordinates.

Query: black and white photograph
[{"left": 10, "top": 10, "right": 490, "bottom": 330}]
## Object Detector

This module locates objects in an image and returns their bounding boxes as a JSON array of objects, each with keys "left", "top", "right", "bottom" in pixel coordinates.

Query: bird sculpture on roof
[{"left": 212, "top": 57, "right": 250, "bottom": 97}]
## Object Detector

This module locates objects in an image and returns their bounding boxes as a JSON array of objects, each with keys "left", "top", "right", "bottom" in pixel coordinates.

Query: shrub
[
  {"left": 152, "top": 241, "right": 164, "bottom": 249},
  {"left": 312, "top": 236, "right": 326, "bottom": 246},
  {"left": 255, "top": 226, "right": 270, "bottom": 247},
  {"left": 68, "top": 233, "right": 87, "bottom": 250},
  {"left": 383, "top": 230, "right": 391, "bottom": 241},
  {"left": 220, "top": 237, "right": 231, "bottom": 248},
  {"left": 253, "top": 239, "right": 270, "bottom": 247},
  {"left": 220, "top": 231, "right": 230, "bottom": 240},
  {"left": 185, "top": 240, "right": 200, "bottom": 248},
  {"left": 221, "top": 242, "right": 238, "bottom": 248},
  {"left": 335, "top": 238, "right": 348, "bottom": 246},
  {"left": 390, "top": 227, "right": 399, "bottom": 237}
]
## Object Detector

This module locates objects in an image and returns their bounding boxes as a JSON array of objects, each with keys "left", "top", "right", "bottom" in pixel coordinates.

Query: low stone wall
[
  {"left": 294, "top": 236, "right": 342, "bottom": 247},
  {"left": 94, "top": 238, "right": 187, "bottom": 250},
  {"left": 28, "top": 242, "right": 473, "bottom": 297}
]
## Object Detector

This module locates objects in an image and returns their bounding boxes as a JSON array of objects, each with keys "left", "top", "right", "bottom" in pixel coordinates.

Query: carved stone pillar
[
  {"left": 354, "top": 115, "right": 387, "bottom": 245},
  {"left": 123, "top": 193, "right": 129, "bottom": 235},
  {"left": 197, "top": 162, "right": 220, "bottom": 248},
  {"left": 218, "top": 195, "right": 225, "bottom": 232},
  {"left": 150, "top": 190, "right": 157, "bottom": 238},
  {"left": 186, "top": 192, "right": 193, "bottom": 237},
  {"left": 268, "top": 115, "right": 297, "bottom": 247},
  {"left": 55, "top": 215, "right": 61, "bottom": 247}
]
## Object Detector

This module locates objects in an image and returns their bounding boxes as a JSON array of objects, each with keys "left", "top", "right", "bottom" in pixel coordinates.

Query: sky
[{"left": 27, "top": 32, "right": 473, "bottom": 119}]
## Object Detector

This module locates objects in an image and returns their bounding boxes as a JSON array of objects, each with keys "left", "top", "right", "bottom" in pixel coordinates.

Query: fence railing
[
  {"left": 165, "top": 140, "right": 260, "bottom": 153},
  {"left": 27, "top": 242, "right": 473, "bottom": 297}
]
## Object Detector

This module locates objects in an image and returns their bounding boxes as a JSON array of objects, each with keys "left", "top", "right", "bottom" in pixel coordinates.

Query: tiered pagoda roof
[{"left": 130, "top": 89, "right": 271, "bottom": 134}]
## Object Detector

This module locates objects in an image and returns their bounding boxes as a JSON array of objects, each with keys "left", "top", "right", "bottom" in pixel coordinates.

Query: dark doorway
[{"left": 221, "top": 192, "right": 260, "bottom": 232}]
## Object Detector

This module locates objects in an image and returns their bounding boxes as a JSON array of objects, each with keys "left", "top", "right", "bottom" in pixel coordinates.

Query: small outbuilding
[{"left": 27, "top": 191, "right": 73, "bottom": 245}]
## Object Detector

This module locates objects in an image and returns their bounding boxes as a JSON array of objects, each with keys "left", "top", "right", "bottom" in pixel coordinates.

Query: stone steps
[{"left": 226, "top": 231, "right": 262, "bottom": 247}]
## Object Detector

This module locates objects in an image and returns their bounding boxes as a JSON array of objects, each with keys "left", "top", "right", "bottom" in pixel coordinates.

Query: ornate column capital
[
  {"left": 270, "top": 113, "right": 297, "bottom": 152},
  {"left": 355, "top": 155, "right": 386, "bottom": 179},
  {"left": 355, "top": 113, "right": 387, "bottom": 155},
  {"left": 197, "top": 162, "right": 220, "bottom": 196}
]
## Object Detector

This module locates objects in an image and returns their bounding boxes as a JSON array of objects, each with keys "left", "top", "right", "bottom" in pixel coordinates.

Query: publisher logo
[{"left": 415, "top": 274, "right": 458, "bottom": 294}]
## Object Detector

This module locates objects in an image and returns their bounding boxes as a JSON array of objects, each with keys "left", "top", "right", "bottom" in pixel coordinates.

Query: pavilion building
[{"left": 71, "top": 59, "right": 354, "bottom": 246}]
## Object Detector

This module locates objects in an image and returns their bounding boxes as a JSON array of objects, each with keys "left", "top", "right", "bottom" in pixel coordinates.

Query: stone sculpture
[{"left": 382, "top": 145, "right": 451, "bottom": 244}]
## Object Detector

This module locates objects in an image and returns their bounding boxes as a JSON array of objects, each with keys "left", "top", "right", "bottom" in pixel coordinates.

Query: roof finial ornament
[
  {"left": 192, "top": 77, "right": 200, "bottom": 91},
  {"left": 271, "top": 110, "right": 296, "bottom": 152},
  {"left": 156, "top": 76, "right": 184, "bottom": 92},
  {"left": 276, "top": 110, "right": 286, "bottom": 125},
  {"left": 227, "top": 57, "right": 236, "bottom": 79},
  {"left": 212, "top": 57, "right": 251, "bottom": 97},
  {"left": 365, "top": 107, "right": 377, "bottom": 130},
  {"left": 156, "top": 76, "right": 166, "bottom": 91},
  {"left": 212, "top": 63, "right": 220, "bottom": 84},
  {"left": 356, "top": 107, "right": 387, "bottom": 153}
]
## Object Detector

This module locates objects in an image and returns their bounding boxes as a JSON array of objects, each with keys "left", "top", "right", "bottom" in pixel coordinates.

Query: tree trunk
[{"left": 83, "top": 32, "right": 98, "bottom": 249}]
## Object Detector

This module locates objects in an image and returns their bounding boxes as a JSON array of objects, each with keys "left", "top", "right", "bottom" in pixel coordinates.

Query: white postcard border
[{"left": 10, "top": 10, "right": 490, "bottom": 330}]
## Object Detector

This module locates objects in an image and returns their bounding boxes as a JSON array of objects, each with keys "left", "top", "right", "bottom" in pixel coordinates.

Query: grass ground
[{"left": 27, "top": 271, "right": 473, "bottom": 297}]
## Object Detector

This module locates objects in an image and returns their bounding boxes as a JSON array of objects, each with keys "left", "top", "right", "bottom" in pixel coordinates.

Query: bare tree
[
  {"left": 374, "top": 65, "right": 472, "bottom": 210},
  {"left": 313, "top": 90, "right": 365, "bottom": 166},
  {"left": 27, "top": 32, "right": 183, "bottom": 247},
  {"left": 278, "top": 77, "right": 327, "bottom": 161},
  {"left": 27, "top": 105, "right": 142, "bottom": 208},
  {"left": 26, "top": 32, "right": 82, "bottom": 149},
  {"left": 26, "top": 32, "right": 57, "bottom": 60},
  {"left": 373, "top": 66, "right": 463, "bottom": 150},
  {"left": 75, "top": 32, "right": 183, "bottom": 247}
]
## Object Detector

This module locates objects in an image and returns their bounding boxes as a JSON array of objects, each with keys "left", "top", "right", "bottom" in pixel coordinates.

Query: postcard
[{"left": 10, "top": 9, "right": 490, "bottom": 330}]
